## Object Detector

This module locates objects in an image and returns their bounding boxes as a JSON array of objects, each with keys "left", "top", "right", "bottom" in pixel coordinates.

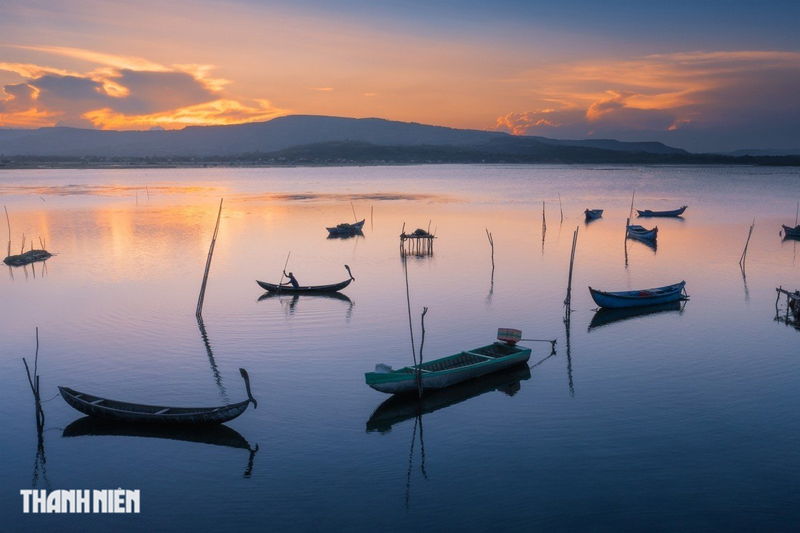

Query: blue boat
[
  {"left": 584, "top": 209, "right": 603, "bottom": 220},
  {"left": 589, "top": 281, "right": 687, "bottom": 309}
]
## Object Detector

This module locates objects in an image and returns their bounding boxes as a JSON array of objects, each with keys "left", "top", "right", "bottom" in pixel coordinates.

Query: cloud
[
  {"left": 0, "top": 47, "right": 289, "bottom": 129},
  {"left": 488, "top": 50, "right": 800, "bottom": 149},
  {"left": 309, "top": 87, "right": 334, "bottom": 92}
]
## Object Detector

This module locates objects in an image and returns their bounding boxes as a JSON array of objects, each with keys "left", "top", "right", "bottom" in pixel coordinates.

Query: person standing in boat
[{"left": 283, "top": 270, "right": 300, "bottom": 289}]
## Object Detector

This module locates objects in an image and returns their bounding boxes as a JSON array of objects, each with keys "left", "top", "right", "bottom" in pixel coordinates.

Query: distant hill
[{"left": 0, "top": 115, "right": 687, "bottom": 158}]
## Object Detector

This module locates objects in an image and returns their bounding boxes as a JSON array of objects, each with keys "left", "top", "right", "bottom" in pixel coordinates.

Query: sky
[{"left": 1, "top": 0, "right": 799, "bottom": 152}]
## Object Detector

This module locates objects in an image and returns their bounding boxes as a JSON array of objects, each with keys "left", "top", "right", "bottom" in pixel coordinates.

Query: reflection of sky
[{"left": 1, "top": 166, "right": 799, "bottom": 531}]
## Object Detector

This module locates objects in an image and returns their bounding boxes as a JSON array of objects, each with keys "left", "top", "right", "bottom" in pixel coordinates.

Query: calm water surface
[{"left": 1, "top": 165, "right": 798, "bottom": 532}]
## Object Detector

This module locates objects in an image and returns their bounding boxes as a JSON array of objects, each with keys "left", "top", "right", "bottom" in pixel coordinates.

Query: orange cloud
[
  {"left": 0, "top": 47, "right": 289, "bottom": 129},
  {"left": 489, "top": 50, "right": 800, "bottom": 138}
]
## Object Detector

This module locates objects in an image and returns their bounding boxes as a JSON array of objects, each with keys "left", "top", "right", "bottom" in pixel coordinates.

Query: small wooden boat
[
  {"left": 365, "top": 329, "right": 532, "bottom": 395},
  {"left": 589, "top": 281, "right": 686, "bottom": 309},
  {"left": 782, "top": 224, "right": 800, "bottom": 239},
  {"left": 584, "top": 209, "right": 603, "bottom": 220},
  {"left": 636, "top": 206, "right": 687, "bottom": 217},
  {"left": 256, "top": 265, "right": 354, "bottom": 293},
  {"left": 366, "top": 363, "right": 531, "bottom": 432},
  {"left": 59, "top": 368, "right": 257, "bottom": 425},
  {"left": 626, "top": 224, "right": 658, "bottom": 241},
  {"left": 326, "top": 219, "right": 365, "bottom": 235}
]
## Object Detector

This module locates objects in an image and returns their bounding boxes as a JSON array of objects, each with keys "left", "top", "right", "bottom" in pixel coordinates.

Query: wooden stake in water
[
  {"left": 485, "top": 229, "right": 495, "bottom": 273},
  {"left": 629, "top": 190, "right": 636, "bottom": 219},
  {"left": 564, "top": 226, "right": 579, "bottom": 308},
  {"left": 350, "top": 201, "right": 358, "bottom": 222},
  {"left": 196, "top": 198, "right": 224, "bottom": 318},
  {"left": 4, "top": 205, "right": 10, "bottom": 258},
  {"left": 558, "top": 193, "right": 564, "bottom": 222},
  {"left": 739, "top": 218, "right": 755, "bottom": 271},
  {"left": 542, "top": 201, "right": 547, "bottom": 231},
  {"left": 402, "top": 254, "right": 419, "bottom": 390}
]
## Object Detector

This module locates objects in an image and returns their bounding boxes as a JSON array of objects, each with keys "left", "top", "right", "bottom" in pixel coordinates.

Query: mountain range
[{"left": 0, "top": 115, "right": 797, "bottom": 165}]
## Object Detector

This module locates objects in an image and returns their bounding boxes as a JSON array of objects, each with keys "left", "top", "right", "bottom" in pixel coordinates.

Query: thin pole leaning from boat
[
  {"left": 402, "top": 252, "right": 419, "bottom": 390},
  {"left": 739, "top": 218, "right": 755, "bottom": 271},
  {"left": 196, "top": 198, "right": 223, "bottom": 318},
  {"left": 351, "top": 201, "right": 358, "bottom": 222},
  {"left": 277, "top": 251, "right": 291, "bottom": 294},
  {"left": 417, "top": 307, "right": 428, "bottom": 399}
]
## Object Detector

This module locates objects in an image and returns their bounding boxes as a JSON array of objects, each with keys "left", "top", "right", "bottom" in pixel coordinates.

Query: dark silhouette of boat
[
  {"left": 636, "top": 205, "right": 687, "bottom": 217},
  {"left": 256, "top": 265, "right": 354, "bottom": 293},
  {"left": 59, "top": 369, "right": 257, "bottom": 425}
]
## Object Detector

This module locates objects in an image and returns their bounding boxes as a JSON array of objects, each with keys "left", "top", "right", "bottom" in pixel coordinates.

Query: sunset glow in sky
[{"left": 1, "top": 0, "right": 799, "bottom": 152}]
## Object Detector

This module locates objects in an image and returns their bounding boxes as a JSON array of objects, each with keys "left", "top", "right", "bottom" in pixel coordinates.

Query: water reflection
[
  {"left": 626, "top": 235, "right": 658, "bottom": 253},
  {"left": 588, "top": 301, "right": 685, "bottom": 331},
  {"left": 257, "top": 292, "right": 355, "bottom": 321},
  {"left": 197, "top": 317, "right": 229, "bottom": 403},
  {"left": 326, "top": 231, "right": 364, "bottom": 240},
  {"left": 62, "top": 417, "right": 259, "bottom": 478}
]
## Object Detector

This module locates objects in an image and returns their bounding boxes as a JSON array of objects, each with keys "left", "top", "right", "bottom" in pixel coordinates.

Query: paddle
[{"left": 277, "top": 251, "right": 291, "bottom": 293}]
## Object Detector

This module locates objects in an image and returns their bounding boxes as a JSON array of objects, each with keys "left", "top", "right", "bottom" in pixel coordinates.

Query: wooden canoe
[
  {"left": 256, "top": 265, "right": 354, "bottom": 293},
  {"left": 636, "top": 206, "right": 687, "bottom": 217},
  {"left": 326, "top": 219, "right": 365, "bottom": 235},
  {"left": 584, "top": 209, "right": 604, "bottom": 220},
  {"left": 589, "top": 281, "right": 687, "bottom": 309},
  {"left": 366, "top": 363, "right": 531, "bottom": 432},
  {"left": 59, "top": 369, "right": 257, "bottom": 425},
  {"left": 365, "top": 341, "right": 531, "bottom": 395},
  {"left": 626, "top": 224, "right": 658, "bottom": 241},
  {"left": 782, "top": 224, "right": 800, "bottom": 239}
]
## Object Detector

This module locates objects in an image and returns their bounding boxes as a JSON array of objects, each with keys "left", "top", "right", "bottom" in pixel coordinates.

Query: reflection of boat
[
  {"left": 584, "top": 209, "right": 603, "bottom": 220},
  {"left": 59, "top": 369, "right": 257, "bottom": 424},
  {"left": 256, "top": 266, "right": 354, "bottom": 294},
  {"left": 258, "top": 291, "right": 353, "bottom": 304},
  {"left": 626, "top": 224, "right": 658, "bottom": 241},
  {"left": 588, "top": 301, "right": 683, "bottom": 331},
  {"left": 365, "top": 334, "right": 532, "bottom": 395},
  {"left": 326, "top": 219, "right": 365, "bottom": 235},
  {"left": 327, "top": 230, "right": 364, "bottom": 240},
  {"left": 366, "top": 364, "right": 531, "bottom": 433},
  {"left": 589, "top": 281, "right": 686, "bottom": 309},
  {"left": 63, "top": 417, "right": 259, "bottom": 477},
  {"left": 636, "top": 206, "right": 687, "bottom": 217},
  {"left": 782, "top": 224, "right": 800, "bottom": 239}
]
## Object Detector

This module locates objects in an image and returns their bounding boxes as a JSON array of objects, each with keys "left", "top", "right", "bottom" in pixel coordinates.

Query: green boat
[{"left": 365, "top": 330, "right": 532, "bottom": 395}]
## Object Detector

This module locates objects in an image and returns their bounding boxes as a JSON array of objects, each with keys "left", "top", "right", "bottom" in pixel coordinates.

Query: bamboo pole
[
  {"left": 564, "top": 226, "right": 579, "bottom": 308},
  {"left": 350, "top": 201, "right": 358, "bottom": 222},
  {"left": 558, "top": 193, "right": 564, "bottom": 222},
  {"left": 485, "top": 229, "right": 494, "bottom": 273},
  {"left": 629, "top": 190, "right": 636, "bottom": 219},
  {"left": 542, "top": 201, "right": 547, "bottom": 231},
  {"left": 417, "top": 307, "right": 428, "bottom": 399},
  {"left": 739, "top": 218, "right": 755, "bottom": 271},
  {"left": 402, "top": 254, "right": 419, "bottom": 387},
  {"left": 196, "top": 199, "right": 223, "bottom": 318},
  {"left": 4, "top": 205, "right": 10, "bottom": 258}
]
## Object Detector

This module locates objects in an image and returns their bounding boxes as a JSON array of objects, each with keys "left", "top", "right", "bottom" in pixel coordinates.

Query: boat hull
[
  {"left": 584, "top": 209, "right": 603, "bottom": 220},
  {"left": 589, "top": 281, "right": 686, "bottom": 309},
  {"left": 365, "top": 342, "right": 532, "bottom": 395},
  {"left": 59, "top": 387, "right": 251, "bottom": 425},
  {"left": 626, "top": 225, "right": 658, "bottom": 241},
  {"left": 636, "top": 206, "right": 687, "bottom": 217},
  {"left": 326, "top": 219, "right": 365, "bottom": 235},
  {"left": 782, "top": 224, "right": 800, "bottom": 239},
  {"left": 256, "top": 278, "right": 352, "bottom": 293}
]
